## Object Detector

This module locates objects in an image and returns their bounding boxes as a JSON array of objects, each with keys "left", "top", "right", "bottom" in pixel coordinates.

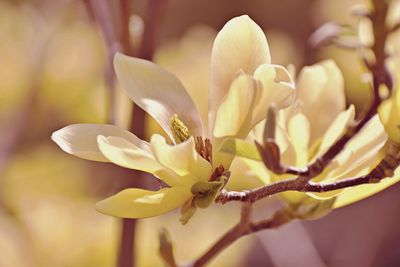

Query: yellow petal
[
  {"left": 280, "top": 191, "right": 309, "bottom": 205},
  {"left": 51, "top": 124, "right": 141, "bottom": 162},
  {"left": 96, "top": 186, "right": 192, "bottom": 218},
  {"left": 241, "top": 159, "right": 272, "bottom": 185},
  {"left": 114, "top": 53, "right": 203, "bottom": 140},
  {"left": 209, "top": 15, "right": 271, "bottom": 134},
  {"left": 330, "top": 115, "right": 387, "bottom": 179},
  {"left": 296, "top": 60, "right": 345, "bottom": 143},
  {"left": 252, "top": 64, "right": 295, "bottom": 123},
  {"left": 334, "top": 167, "right": 400, "bottom": 209},
  {"left": 226, "top": 157, "right": 266, "bottom": 190},
  {"left": 151, "top": 135, "right": 211, "bottom": 183},
  {"left": 97, "top": 135, "right": 182, "bottom": 187},
  {"left": 378, "top": 89, "right": 400, "bottom": 143},
  {"left": 288, "top": 197, "right": 335, "bottom": 220},
  {"left": 288, "top": 113, "right": 310, "bottom": 167},
  {"left": 315, "top": 105, "right": 355, "bottom": 158},
  {"left": 213, "top": 74, "right": 257, "bottom": 138},
  {"left": 155, "top": 26, "right": 216, "bottom": 134},
  {"left": 219, "top": 138, "right": 261, "bottom": 161},
  {"left": 358, "top": 17, "right": 374, "bottom": 47}
]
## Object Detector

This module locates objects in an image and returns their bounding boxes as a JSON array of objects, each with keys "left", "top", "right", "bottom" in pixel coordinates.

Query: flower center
[
  {"left": 170, "top": 114, "right": 213, "bottom": 163},
  {"left": 194, "top": 136, "right": 212, "bottom": 163},
  {"left": 170, "top": 114, "right": 191, "bottom": 144}
]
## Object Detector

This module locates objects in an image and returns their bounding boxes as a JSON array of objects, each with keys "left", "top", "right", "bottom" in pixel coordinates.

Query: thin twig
[
  {"left": 217, "top": 140, "right": 400, "bottom": 203},
  {"left": 138, "top": 0, "right": 168, "bottom": 60},
  {"left": 83, "top": 0, "right": 121, "bottom": 124},
  {"left": 190, "top": 207, "right": 292, "bottom": 267},
  {"left": 86, "top": 0, "right": 169, "bottom": 266},
  {"left": 82, "top": 1, "right": 144, "bottom": 266}
]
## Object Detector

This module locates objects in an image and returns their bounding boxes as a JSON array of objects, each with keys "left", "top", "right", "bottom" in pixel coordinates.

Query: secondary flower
[
  {"left": 51, "top": 15, "right": 295, "bottom": 221},
  {"left": 225, "top": 60, "right": 400, "bottom": 219}
]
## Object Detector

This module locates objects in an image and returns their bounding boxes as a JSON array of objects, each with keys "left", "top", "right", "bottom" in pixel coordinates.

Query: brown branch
[
  {"left": 117, "top": 0, "right": 169, "bottom": 264},
  {"left": 83, "top": 0, "right": 121, "bottom": 124},
  {"left": 218, "top": 140, "right": 400, "bottom": 203},
  {"left": 82, "top": 1, "right": 146, "bottom": 267},
  {"left": 83, "top": 1, "right": 167, "bottom": 266},
  {"left": 119, "top": 0, "right": 134, "bottom": 56},
  {"left": 190, "top": 207, "right": 292, "bottom": 267},
  {"left": 138, "top": 0, "right": 168, "bottom": 60}
]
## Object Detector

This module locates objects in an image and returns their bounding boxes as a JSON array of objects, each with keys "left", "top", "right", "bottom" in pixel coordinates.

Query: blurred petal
[
  {"left": 252, "top": 64, "right": 295, "bottom": 123},
  {"left": 315, "top": 105, "right": 355, "bottom": 158},
  {"left": 114, "top": 53, "right": 203, "bottom": 140},
  {"left": 209, "top": 15, "right": 271, "bottom": 133},
  {"left": 358, "top": 17, "right": 374, "bottom": 47},
  {"left": 334, "top": 168, "right": 400, "bottom": 209},
  {"left": 51, "top": 124, "right": 141, "bottom": 162},
  {"left": 96, "top": 186, "right": 192, "bottom": 218},
  {"left": 296, "top": 60, "right": 345, "bottom": 142},
  {"left": 151, "top": 135, "right": 211, "bottom": 182},
  {"left": 213, "top": 74, "right": 257, "bottom": 138},
  {"left": 219, "top": 138, "right": 261, "bottom": 161},
  {"left": 330, "top": 115, "right": 387, "bottom": 178},
  {"left": 310, "top": 115, "right": 387, "bottom": 198},
  {"left": 97, "top": 135, "right": 181, "bottom": 187},
  {"left": 288, "top": 113, "right": 310, "bottom": 167},
  {"left": 227, "top": 157, "right": 266, "bottom": 190},
  {"left": 155, "top": 26, "right": 216, "bottom": 134},
  {"left": 378, "top": 89, "right": 400, "bottom": 143}
]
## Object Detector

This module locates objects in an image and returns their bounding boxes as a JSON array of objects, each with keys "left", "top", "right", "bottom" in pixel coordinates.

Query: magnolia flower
[
  {"left": 226, "top": 60, "right": 400, "bottom": 219},
  {"left": 51, "top": 15, "right": 295, "bottom": 221}
]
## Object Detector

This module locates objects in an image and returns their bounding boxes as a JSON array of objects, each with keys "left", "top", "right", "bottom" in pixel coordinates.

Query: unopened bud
[
  {"left": 264, "top": 104, "right": 277, "bottom": 142},
  {"left": 158, "top": 228, "right": 177, "bottom": 267}
]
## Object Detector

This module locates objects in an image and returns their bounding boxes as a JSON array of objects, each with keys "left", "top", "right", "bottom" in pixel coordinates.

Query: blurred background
[{"left": 1, "top": 0, "right": 400, "bottom": 266}]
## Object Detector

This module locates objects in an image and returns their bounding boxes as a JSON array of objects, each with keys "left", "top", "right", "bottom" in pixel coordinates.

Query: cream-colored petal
[
  {"left": 309, "top": 115, "right": 387, "bottom": 200},
  {"left": 378, "top": 89, "right": 400, "bottom": 143},
  {"left": 209, "top": 15, "right": 271, "bottom": 134},
  {"left": 213, "top": 74, "right": 257, "bottom": 138},
  {"left": 314, "top": 105, "right": 355, "bottom": 159},
  {"left": 306, "top": 187, "right": 344, "bottom": 201},
  {"left": 358, "top": 17, "right": 374, "bottom": 47},
  {"left": 226, "top": 157, "right": 268, "bottom": 190},
  {"left": 96, "top": 186, "right": 192, "bottom": 218},
  {"left": 151, "top": 135, "right": 211, "bottom": 183},
  {"left": 334, "top": 167, "right": 400, "bottom": 209},
  {"left": 296, "top": 60, "right": 345, "bottom": 143},
  {"left": 155, "top": 26, "right": 216, "bottom": 134},
  {"left": 252, "top": 64, "right": 295, "bottom": 123},
  {"left": 288, "top": 113, "right": 310, "bottom": 167},
  {"left": 114, "top": 53, "right": 203, "bottom": 140},
  {"left": 51, "top": 124, "right": 143, "bottom": 162},
  {"left": 97, "top": 135, "right": 182, "bottom": 187},
  {"left": 330, "top": 115, "right": 387, "bottom": 179}
]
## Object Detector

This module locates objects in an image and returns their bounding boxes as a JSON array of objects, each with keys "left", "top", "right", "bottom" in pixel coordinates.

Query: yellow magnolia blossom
[
  {"left": 228, "top": 60, "right": 400, "bottom": 219},
  {"left": 51, "top": 15, "right": 295, "bottom": 220}
]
